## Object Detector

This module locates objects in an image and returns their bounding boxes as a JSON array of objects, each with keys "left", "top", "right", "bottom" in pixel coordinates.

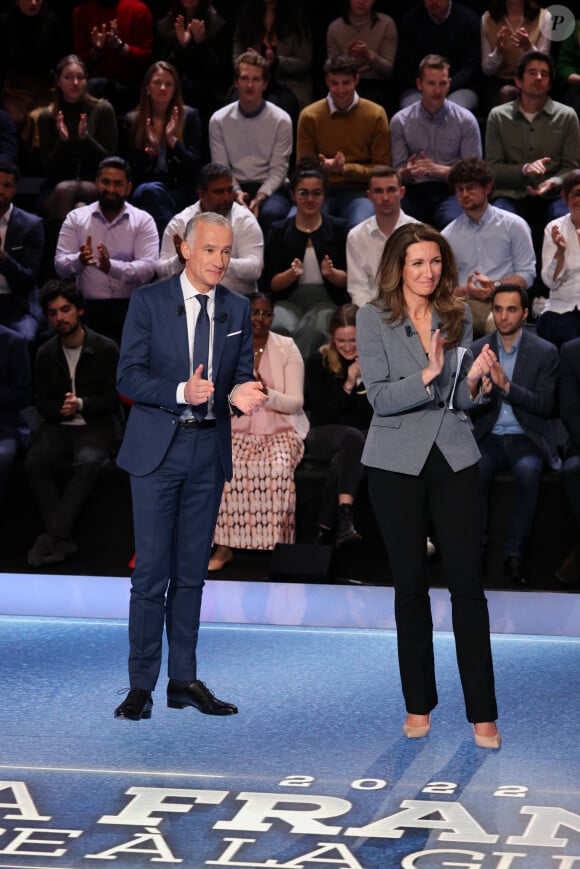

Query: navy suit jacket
[
  {"left": 2, "top": 206, "right": 45, "bottom": 323},
  {"left": 559, "top": 337, "right": 580, "bottom": 454},
  {"left": 116, "top": 275, "right": 253, "bottom": 479},
  {"left": 470, "top": 329, "right": 560, "bottom": 469},
  {"left": 0, "top": 323, "right": 32, "bottom": 439}
]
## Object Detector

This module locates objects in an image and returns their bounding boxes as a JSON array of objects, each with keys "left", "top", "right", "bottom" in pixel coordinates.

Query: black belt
[{"left": 176, "top": 418, "right": 217, "bottom": 430}]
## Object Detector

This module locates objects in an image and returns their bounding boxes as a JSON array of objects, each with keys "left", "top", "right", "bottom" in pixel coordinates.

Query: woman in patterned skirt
[{"left": 208, "top": 292, "right": 309, "bottom": 571}]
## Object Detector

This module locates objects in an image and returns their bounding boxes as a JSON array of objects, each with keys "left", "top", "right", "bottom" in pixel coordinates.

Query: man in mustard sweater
[{"left": 297, "top": 55, "right": 391, "bottom": 231}]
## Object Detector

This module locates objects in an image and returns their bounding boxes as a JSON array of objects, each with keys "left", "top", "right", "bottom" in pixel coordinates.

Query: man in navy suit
[
  {"left": 114, "top": 211, "right": 267, "bottom": 721},
  {"left": 470, "top": 284, "right": 560, "bottom": 587},
  {"left": 0, "top": 324, "right": 32, "bottom": 510},
  {"left": 557, "top": 337, "right": 580, "bottom": 586},
  {"left": 0, "top": 161, "right": 45, "bottom": 347}
]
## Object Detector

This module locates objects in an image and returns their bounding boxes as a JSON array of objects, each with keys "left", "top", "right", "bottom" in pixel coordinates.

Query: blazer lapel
[
  {"left": 512, "top": 328, "right": 529, "bottom": 382},
  {"left": 168, "top": 277, "right": 190, "bottom": 374},
  {"left": 393, "top": 319, "right": 428, "bottom": 370}
]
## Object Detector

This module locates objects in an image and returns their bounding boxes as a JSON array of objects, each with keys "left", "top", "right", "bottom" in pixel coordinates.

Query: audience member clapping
[
  {"left": 304, "top": 303, "right": 372, "bottom": 548},
  {"left": 327, "top": 0, "right": 397, "bottom": 110},
  {"left": 262, "top": 159, "right": 349, "bottom": 360},
  {"left": 73, "top": 0, "right": 154, "bottom": 114},
  {"left": 155, "top": 0, "right": 231, "bottom": 125},
  {"left": 209, "top": 292, "right": 308, "bottom": 572},
  {"left": 125, "top": 60, "right": 201, "bottom": 236},
  {"left": 538, "top": 169, "right": 580, "bottom": 348},
  {"left": 480, "top": 0, "right": 552, "bottom": 111},
  {"left": 36, "top": 55, "right": 118, "bottom": 222}
]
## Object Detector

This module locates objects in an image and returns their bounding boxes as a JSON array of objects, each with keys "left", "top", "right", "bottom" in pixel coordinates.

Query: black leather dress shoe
[
  {"left": 114, "top": 688, "right": 153, "bottom": 720},
  {"left": 503, "top": 555, "right": 529, "bottom": 587},
  {"left": 167, "top": 679, "right": 238, "bottom": 715}
]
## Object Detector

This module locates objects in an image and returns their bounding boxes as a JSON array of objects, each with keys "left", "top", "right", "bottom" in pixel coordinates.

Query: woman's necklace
[{"left": 253, "top": 340, "right": 267, "bottom": 373}]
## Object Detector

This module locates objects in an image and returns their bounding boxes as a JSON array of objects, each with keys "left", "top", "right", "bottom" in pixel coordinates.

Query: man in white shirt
[
  {"left": 157, "top": 162, "right": 263, "bottom": 296},
  {"left": 347, "top": 166, "right": 415, "bottom": 307},
  {"left": 208, "top": 51, "right": 292, "bottom": 232}
]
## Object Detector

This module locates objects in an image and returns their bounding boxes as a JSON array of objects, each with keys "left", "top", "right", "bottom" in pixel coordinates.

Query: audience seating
[{"left": 0, "top": 452, "right": 574, "bottom": 590}]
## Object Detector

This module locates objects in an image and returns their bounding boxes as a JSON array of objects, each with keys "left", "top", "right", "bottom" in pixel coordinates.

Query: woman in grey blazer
[{"left": 356, "top": 223, "right": 502, "bottom": 749}]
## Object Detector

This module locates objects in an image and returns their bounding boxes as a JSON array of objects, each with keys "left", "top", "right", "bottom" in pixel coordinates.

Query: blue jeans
[
  {"left": 536, "top": 309, "right": 580, "bottom": 350},
  {"left": 323, "top": 188, "right": 375, "bottom": 231},
  {"left": 478, "top": 433, "right": 545, "bottom": 557}
]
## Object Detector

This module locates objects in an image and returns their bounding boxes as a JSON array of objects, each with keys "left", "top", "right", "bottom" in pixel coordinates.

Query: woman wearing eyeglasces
[
  {"left": 208, "top": 292, "right": 309, "bottom": 571},
  {"left": 357, "top": 222, "right": 501, "bottom": 749},
  {"left": 261, "top": 157, "right": 349, "bottom": 359}
]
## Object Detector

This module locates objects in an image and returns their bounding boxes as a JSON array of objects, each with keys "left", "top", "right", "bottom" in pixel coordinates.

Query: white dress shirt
[{"left": 347, "top": 210, "right": 415, "bottom": 307}]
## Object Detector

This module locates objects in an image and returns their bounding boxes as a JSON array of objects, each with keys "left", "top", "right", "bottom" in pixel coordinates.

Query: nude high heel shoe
[
  {"left": 473, "top": 724, "right": 501, "bottom": 749},
  {"left": 403, "top": 714, "right": 431, "bottom": 738}
]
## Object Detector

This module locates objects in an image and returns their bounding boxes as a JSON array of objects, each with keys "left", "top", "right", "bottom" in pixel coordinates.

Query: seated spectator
[
  {"left": 36, "top": 55, "right": 118, "bottom": 222},
  {"left": 557, "top": 336, "right": 580, "bottom": 586},
  {"left": 262, "top": 159, "right": 349, "bottom": 359},
  {"left": 25, "top": 279, "right": 123, "bottom": 568},
  {"left": 556, "top": 19, "right": 580, "bottom": 121},
  {"left": 326, "top": 0, "right": 397, "bottom": 110},
  {"left": 233, "top": 0, "right": 312, "bottom": 122},
  {"left": 209, "top": 50, "right": 292, "bottom": 232},
  {"left": 485, "top": 51, "right": 580, "bottom": 259},
  {"left": 443, "top": 157, "right": 536, "bottom": 336},
  {"left": 391, "top": 54, "right": 482, "bottom": 229},
  {"left": 73, "top": 0, "right": 154, "bottom": 114},
  {"left": 157, "top": 161, "right": 263, "bottom": 296},
  {"left": 470, "top": 284, "right": 560, "bottom": 587},
  {"left": 297, "top": 54, "right": 391, "bottom": 231},
  {"left": 0, "top": 110, "right": 18, "bottom": 164},
  {"left": 0, "top": 0, "right": 66, "bottom": 147},
  {"left": 481, "top": 0, "right": 552, "bottom": 111},
  {"left": 346, "top": 165, "right": 414, "bottom": 308},
  {"left": 0, "top": 160, "right": 45, "bottom": 348},
  {"left": 0, "top": 324, "right": 32, "bottom": 511},
  {"left": 155, "top": 0, "right": 231, "bottom": 125},
  {"left": 305, "top": 303, "right": 372, "bottom": 547},
  {"left": 538, "top": 170, "right": 580, "bottom": 349},
  {"left": 209, "top": 292, "right": 308, "bottom": 571},
  {"left": 54, "top": 156, "right": 158, "bottom": 346},
  {"left": 396, "top": 0, "right": 481, "bottom": 111},
  {"left": 125, "top": 61, "right": 201, "bottom": 236}
]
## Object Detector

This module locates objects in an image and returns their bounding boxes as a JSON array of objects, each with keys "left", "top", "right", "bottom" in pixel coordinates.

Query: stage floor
[{"left": 0, "top": 574, "right": 579, "bottom": 869}]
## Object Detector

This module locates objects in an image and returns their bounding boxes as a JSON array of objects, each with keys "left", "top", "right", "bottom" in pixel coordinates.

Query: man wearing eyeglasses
[
  {"left": 346, "top": 166, "right": 415, "bottom": 308},
  {"left": 208, "top": 51, "right": 292, "bottom": 233}
]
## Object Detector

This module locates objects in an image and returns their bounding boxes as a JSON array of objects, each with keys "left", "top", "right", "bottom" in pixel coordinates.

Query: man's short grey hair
[{"left": 184, "top": 211, "right": 231, "bottom": 244}]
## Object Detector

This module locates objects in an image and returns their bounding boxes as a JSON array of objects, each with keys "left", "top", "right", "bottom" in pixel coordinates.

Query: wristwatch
[{"left": 493, "top": 280, "right": 502, "bottom": 289}]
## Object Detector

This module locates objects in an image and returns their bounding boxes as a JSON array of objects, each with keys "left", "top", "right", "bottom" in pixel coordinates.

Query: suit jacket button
[{"left": 438, "top": 401, "right": 445, "bottom": 408}]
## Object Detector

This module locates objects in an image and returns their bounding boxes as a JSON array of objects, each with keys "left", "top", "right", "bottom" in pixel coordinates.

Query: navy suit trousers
[{"left": 128, "top": 426, "right": 225, "bottom": 690}]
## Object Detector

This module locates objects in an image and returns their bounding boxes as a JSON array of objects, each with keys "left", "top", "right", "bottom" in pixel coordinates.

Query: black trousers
[
  {"left": 305, "top": 424, "right": 366, "bottom": 528},
  {"left": 368, "top": 445, "right": 498, "bottom": 723}
]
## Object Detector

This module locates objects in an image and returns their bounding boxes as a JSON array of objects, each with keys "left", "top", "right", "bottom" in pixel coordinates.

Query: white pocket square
[{"left": 226, "top": 330, "right": 242, "bottom": 337}]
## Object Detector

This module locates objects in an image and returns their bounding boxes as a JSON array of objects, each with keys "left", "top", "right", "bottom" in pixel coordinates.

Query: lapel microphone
[
  {"left": 214, "top": 312, "right": 227, "bottom": 324},
  {"left": 176, "top": 305, "right": 185, "bottom": 316},
  {"left": 405, "top": 326, "right": 413, "bottom": 337}
]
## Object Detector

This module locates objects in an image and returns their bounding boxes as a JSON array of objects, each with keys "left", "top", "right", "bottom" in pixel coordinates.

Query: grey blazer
[{"left": 357, "top": 301, "right": 482, "bottom": 476}]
